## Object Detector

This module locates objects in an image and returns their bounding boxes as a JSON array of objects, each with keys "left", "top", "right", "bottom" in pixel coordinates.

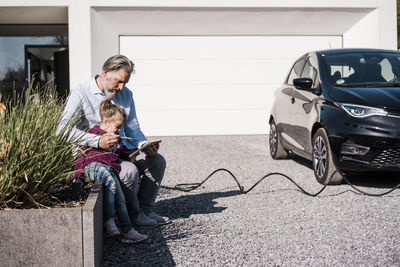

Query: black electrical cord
[{"left": 161, "top": 168, "right": 400, "bottom": 197}]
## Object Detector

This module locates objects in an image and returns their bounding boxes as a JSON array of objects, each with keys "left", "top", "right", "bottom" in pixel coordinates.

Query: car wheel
[
  {"left": 312, "top": 128, "right": 343, "bottom": 185},
  {"left": 269, "top": 121, "right": 288, "bottom": 159}
]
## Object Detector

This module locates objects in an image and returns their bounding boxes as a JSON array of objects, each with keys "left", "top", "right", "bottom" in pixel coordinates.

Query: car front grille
[{"left": 371, "top": 148, "right": 400, "bottom": 167}]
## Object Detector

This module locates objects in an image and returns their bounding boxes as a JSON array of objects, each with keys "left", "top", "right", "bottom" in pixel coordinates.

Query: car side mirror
[
  {"left": 293, "top": 78, "right": 321, "bottom": 95},
  {"left": 293, "top": 78, "right": 313, "bottom": 89}
]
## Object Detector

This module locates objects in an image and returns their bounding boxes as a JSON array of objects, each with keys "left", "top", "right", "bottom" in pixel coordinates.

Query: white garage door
[{"left": 120, "top": 36, "right": 342, "bottom": 136}]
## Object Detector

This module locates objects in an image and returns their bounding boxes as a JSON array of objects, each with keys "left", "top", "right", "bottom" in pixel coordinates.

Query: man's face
[{"left": 103, "top": 69, "right": 130, "bottom": 98}]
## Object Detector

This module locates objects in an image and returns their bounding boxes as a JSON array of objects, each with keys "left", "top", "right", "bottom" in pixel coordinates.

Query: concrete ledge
[
  {"left": 0, "top": 181, "right": 103, "bottom": 267},
  {"left": 83, "top": 181, "right": 103, "bottom": 267}
]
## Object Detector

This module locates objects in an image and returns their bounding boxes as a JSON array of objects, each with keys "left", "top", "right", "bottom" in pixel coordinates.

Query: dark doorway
[
  {"left": 54, "top": 49, "right": 69, "bottom": 99},
  {"left": 0, "top": 27, "right": 68, "bottom": 103},
  {"left": 25, "top": 45, "right": 69, "bottom": 98}
]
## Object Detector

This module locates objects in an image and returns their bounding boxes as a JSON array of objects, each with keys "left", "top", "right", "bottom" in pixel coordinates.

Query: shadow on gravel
[
  {"left": 286, "top": 152, "right": 400, "bottom": 191},
  {"left": 344, "top": 172, "right": 400, "bottom": 189},
  {"left": 102, "top": 225, "right": 176, "bottom": 267},
  {"left": 288, "top": 153, "right": 312, "bottom": 169},
  {"left": 102, "top": 189, "right": 241, "bottom": 266},
  {"left": 156, "top": 190, "right": 241, "bottom": 220}
]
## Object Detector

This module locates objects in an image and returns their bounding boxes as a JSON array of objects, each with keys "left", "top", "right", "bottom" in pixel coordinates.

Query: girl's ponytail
[{"left": 99, "top": 98, "right": 126, "bottom": 123}]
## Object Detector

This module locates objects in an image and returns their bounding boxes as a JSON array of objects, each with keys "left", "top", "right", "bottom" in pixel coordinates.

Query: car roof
[{"left": 315, "top": 48, "right": 400, "bottom": 56}]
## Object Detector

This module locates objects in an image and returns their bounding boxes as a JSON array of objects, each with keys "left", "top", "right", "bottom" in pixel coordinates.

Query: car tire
[
  {"left": 312, "top": 128, "right": 343, "bottom": 185},
  {"left": 269, "top": 121, "right": 288, "bottom": 159}
]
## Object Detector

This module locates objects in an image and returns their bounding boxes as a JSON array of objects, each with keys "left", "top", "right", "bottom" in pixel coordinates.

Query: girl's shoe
[
  {"left": 120, "top": 229, "right": 148, "bottom": 244},
  {"left": 105, "top": 218, "right": 120, "bottom": 236}
]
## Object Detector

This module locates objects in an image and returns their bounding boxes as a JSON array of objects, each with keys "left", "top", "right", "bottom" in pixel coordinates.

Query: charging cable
[{"left": 161, "top": 168, "right": 400, "bottom": 197}]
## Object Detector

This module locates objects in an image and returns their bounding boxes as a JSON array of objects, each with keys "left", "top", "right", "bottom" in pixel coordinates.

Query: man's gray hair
[{"left": 102, "top": 55, "right": 135, "bottom": 74}]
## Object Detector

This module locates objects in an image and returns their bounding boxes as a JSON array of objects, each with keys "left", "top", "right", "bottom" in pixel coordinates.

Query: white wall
[
  {"left": 344, "top": 9, "right": 380, "bottom": 48},
  {"left": 0, "top": 0, "right": 396, "bottom": 89},
  {"left": 69, "top": 2, "right": 92, "bottom": 89},
  {"left": 90, "top": 5, "right": 389, "bottom": 76},
  {"left": 88, "top": 0, "right": 397, "bottom": 135},
  {"left": 0, "top": 0, "right": 397, "bottom": 134}
]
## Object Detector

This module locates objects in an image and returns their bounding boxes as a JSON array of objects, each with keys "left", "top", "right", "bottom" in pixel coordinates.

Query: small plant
[{"left": 0, "top": 82, "right": 78, "bottom": 209}]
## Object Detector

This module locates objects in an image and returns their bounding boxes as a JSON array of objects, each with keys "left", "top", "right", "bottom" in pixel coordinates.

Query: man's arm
[
  {"left": 57, "top": 89, "right": 100, "bottom": 148},
  {"left": 123, "top": 95, "right": 148, "bottom": 150},
  {"left": 124, "top": 109, "right": 159, "bottom": 156}
]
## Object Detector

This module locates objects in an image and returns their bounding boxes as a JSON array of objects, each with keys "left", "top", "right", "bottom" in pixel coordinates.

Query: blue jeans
[
  {"left": 85, "top": 162, "right": 133, "bottom": 233},
  {"left": 119, "top": 153, "right": 166, "bottom": 216}
]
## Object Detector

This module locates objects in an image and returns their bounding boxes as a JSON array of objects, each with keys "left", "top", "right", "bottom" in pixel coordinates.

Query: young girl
[{"left": 73, "top": 99, "right": 147, "bottom": 244}]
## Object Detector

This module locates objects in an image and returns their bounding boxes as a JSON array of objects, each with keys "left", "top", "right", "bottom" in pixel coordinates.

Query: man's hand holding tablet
[{"left": 129, "top": 139, "right": 162, "bottom": 158}]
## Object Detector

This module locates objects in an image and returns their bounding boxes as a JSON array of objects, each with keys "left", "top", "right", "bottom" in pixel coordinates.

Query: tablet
[{"left": 129, "top": 139, "right": 162, "bottom": 158}]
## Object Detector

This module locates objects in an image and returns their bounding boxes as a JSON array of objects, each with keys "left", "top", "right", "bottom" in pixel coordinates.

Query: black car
[{"left": 269, "top": 48, "right": 400, "bottom": 184}]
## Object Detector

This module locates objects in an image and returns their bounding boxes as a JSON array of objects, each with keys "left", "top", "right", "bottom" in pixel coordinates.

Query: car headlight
[{"left": 339, "top": 103, "right": 388, "bottom": 118}]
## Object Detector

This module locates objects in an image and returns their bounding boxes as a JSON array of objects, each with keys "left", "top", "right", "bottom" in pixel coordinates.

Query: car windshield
[{"left": 322, "top": 52, "right": 400, "bottom": 87}]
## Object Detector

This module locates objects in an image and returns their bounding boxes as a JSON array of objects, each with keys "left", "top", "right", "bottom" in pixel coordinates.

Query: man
[{"left": 58, "top": 55, "right": 167, "bottom": 227}]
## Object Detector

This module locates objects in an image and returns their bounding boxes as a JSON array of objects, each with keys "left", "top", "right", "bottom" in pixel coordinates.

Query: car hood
[{"left": 328, "top": 85, "right": 400, "bottom": 111}]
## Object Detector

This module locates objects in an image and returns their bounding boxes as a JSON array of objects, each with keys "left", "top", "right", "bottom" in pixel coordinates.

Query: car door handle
[{"left": 291, "top": 97, "right": 295, "bottom": 104}]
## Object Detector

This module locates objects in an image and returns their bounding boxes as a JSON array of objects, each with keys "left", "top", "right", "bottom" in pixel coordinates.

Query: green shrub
[{"left": 0, "top": 83, "right": 77, "bottom": 209}]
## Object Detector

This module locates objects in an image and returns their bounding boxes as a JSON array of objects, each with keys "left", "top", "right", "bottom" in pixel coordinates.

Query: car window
[
  {"left": 301, "top": 57, "right": 318, "bottom": 86},
  {"left": 380, "top": 58, "right": 395, "bottom": 81},
  {"left": 329, "top": 65, "right": 355, "bottom": 82},
  {"left": 322, "top": 52, "right": 400, "bottom": 86},
  {"left": 286, "top": 57, "right": 306, "bottom": 85}
]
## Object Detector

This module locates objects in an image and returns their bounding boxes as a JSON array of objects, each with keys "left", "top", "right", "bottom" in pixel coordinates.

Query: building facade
[{"left": 0, "top": 0, "right": 397, "bottom": 136}]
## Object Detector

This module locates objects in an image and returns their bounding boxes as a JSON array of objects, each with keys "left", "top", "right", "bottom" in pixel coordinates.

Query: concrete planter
[{"left": 0, "top": 181, "right": 103, "bottom": 267}]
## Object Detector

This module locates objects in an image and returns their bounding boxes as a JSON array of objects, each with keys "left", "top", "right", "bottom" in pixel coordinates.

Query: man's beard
[
  {"left": 103, "top": 81, "right": 118, "bottom": 98},
  {"left": 105, "top": 88, "right": 117, "bottom": 98}
]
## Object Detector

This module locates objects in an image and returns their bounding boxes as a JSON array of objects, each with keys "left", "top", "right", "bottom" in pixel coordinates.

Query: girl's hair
[{"left": 99, "top": 98, "right": 126, "bottom": 124}]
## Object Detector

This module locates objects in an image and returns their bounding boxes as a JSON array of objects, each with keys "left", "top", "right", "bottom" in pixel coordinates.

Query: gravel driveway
[{"left": 102, "top": 135, "right": 400, "bottom": 266}]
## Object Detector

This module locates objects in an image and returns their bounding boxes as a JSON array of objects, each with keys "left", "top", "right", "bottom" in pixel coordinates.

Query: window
[
  {"left": 286, "top": 57, "right": 306, "bottom": 85},
  {"left": 301, "top": 57, "right": 318, "bottom": 86},
  {"left": 0, "top": 32, "right": 68, "bottom": 102},
  {"left": 328, "top": 65, "right": 355, "bottom": 82},
  {"left": 380, "top": 58, "right": 395, "bottom": 81},
  {"left": 323, "top": 52, "right": 400, "bottom": 86}
]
